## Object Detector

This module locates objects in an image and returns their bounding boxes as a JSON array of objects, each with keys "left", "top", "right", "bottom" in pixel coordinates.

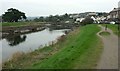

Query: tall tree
[{"left": 2, "top": 8, "right": 26, "bottom": 22}]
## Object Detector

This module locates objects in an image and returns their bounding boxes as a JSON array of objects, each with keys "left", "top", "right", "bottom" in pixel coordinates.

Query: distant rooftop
[{"left": 87, "top": 12, "right": 97, "bottom": 16}]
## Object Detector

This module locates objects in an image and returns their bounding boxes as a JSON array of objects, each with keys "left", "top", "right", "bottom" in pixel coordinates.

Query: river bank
[
  {"left": 2, "top": 24, "right": 103, "bottom": 69},
  {"left": 1, "top": 22, "right": 76, "bottom": 39},
  {"left": 1, "top": 28, "right": 70, "bottom": 64},
  {"left": 2, "top": 24, "right": 45, "bottom": 38}
]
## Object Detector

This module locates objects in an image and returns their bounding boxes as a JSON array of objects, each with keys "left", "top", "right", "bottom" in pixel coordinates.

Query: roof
[
  {"left": 110, "top": 8, "right": 120, "bottom": 12},
  {"left": 87, "top": 12, "right": 97, "bottom": 16}
]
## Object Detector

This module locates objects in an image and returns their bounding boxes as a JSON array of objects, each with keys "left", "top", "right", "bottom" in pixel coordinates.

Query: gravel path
[
  {"left": 97, "top": 25, "right": 118, "bottom": 69},
  {"left": 0, "top": 40, "right": 1, "bottom": 70}
]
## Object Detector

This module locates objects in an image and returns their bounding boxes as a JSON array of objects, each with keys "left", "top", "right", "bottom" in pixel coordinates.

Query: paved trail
[{"left": 97, "top": 25, "right": 118, "bottom": 69}]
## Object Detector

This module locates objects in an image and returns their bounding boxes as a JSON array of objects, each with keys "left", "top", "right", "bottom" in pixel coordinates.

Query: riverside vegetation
[
  {"left": 3, "top": 24, "right": 103, "bottom": 69},
  {"left": 1, "top": 22, "right": 46, "bottom": 27}
]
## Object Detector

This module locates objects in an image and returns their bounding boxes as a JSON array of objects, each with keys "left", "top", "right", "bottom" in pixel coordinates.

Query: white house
[
  {"left": 75, "top": 18, "right": 85, "bottom": 23},
  {"left": 65, "top": 21, "right": 70, "bottom": 23},
  {"left": 87, "top": 12, "right": 97, "bottom": 17},
  {"left": 69, "top": 14, "right": 80, "bottom": 19}
]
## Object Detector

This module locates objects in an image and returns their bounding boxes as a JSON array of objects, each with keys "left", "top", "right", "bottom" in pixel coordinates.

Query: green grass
[
  {"left": 3, "top": 24, "right": 103, "bottom": 69},
  {"left": 1, "top": 22, "right": 27, "bottom": 26},
  {"left": 31, "top": 24, "right": 103, "bottom": 69},
  {"left": 102, "top": 24, "right": 119, "bottom": 36},
  {"left": 99, "top": 31, "right": 110, "bottom": 36}
]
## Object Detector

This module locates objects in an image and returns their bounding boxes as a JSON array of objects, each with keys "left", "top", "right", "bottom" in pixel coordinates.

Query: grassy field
[
  {"left": 1, "top": 22, "right": 46, "bottom": 27},
  {"left": 3, "top": 24, "right": 103, "bottom": 69},
  {"left": 102, "top": 24, "right": 119, "bottom": 36}
]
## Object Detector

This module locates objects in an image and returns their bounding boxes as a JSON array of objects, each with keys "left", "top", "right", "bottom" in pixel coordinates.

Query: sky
[{"left": 0, "top": 0, "right": 120, "bottom": 17}]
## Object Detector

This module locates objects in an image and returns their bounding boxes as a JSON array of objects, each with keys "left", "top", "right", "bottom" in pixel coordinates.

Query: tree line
[
  {"left": 33, "top": 13, "right": 70, "bottom": 22},
  {"left": 1, "top": 8, "right": 98, "bottom": 25},
  {"left": 2, "top": 8, "right": 71, "bottom": 23}
]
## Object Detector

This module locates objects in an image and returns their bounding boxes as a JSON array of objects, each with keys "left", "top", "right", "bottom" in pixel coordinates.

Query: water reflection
[
  {"left": 1, "top": 29, "right": 69, "bottom": 63},
  {"left": 6, "top": 35, "right": 26, "bottom": 46}
]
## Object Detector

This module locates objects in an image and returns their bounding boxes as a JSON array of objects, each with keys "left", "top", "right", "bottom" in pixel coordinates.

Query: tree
[
  {"left": 2, "top": 8, "right": 26, "bottom": 22},
  {"left": 39, "top": 16, "right": 44, "bottom": 22},
  {"left": 59, "top": 13, "right": 70, "bottom": 21},
  {"left": 34, "top": 18, "right": 39, "bottom": 22},
  {"left": 81, "top": 17, "right": 94, "bottom": 25},
  {"left": 45, "top": 15, "right": 58, "bottom": 22}
]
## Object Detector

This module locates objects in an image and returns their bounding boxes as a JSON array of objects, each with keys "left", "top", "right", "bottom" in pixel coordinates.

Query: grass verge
[
  {"left": 1, "top": 22, "right": 46, "bottom": 27},
  {"left": 31, "top": 24, "right": 103, "bottom": 69},
  {"left": 3, "top": 24, "right": 103, "bottom": 69},
  {"left": 102, "top": 24, "right": 120, "bottom": 36},
  {"left": 99, "top": 31, "right": 110, "bottom": 36}
]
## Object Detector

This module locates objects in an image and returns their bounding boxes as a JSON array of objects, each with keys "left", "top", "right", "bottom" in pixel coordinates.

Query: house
[
  {"left": 109, "top": 8, "right": 120, "bottom": 19},
  {"left": 75, "top": 18, "right": 85, "bottom": 22},
  {"left": 118, "top": 1, "right": 120, "bottom": 19},
  {"left": 87, "top": 12, "right": 98, "bottom": 17},
  {"left": 65, "top": 21, "right": 70, "bottom": 23},
  {"left": 108, "top": 8, "right": 120, "bottom": 24},
  {"left": 69, "top": 13, "right": 80, "bottom": 19}
]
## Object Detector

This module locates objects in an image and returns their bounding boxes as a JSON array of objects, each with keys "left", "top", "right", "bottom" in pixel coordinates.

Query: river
[{"left": 0, "top": 28, "right": 69, "bottom": 64}]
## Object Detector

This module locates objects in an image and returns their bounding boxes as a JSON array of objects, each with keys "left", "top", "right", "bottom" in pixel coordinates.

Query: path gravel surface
[{"left": 97, "top": 25, "right": 118, "bottom": 69}]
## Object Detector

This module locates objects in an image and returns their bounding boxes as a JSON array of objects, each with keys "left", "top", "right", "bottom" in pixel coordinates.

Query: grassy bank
[
  {"left": 102, "top": 24, "right": 120, "bottom": 36},
  {"left": 1, "top": 22, "right": 46, "bottom": 27},
  {"left": 3, "top": 24, "right": 103, "bottom": 69},
  {"left": 99, "top": 31, "right": 110, "bottom": 36}
]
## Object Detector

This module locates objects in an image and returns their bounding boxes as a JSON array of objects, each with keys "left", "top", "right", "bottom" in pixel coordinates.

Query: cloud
[{"left": 1, "top": 0, "right": 119, "bottom": 16}]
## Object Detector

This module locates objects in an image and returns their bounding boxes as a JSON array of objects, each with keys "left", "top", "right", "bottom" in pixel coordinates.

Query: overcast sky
[{"left": 0, "top": 0, "right": 120, "bottom": 17}]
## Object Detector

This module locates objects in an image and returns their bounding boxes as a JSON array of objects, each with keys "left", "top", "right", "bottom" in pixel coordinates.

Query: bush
[{"left": 81, "top": 17, "right": 94, "bottom": 25}]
